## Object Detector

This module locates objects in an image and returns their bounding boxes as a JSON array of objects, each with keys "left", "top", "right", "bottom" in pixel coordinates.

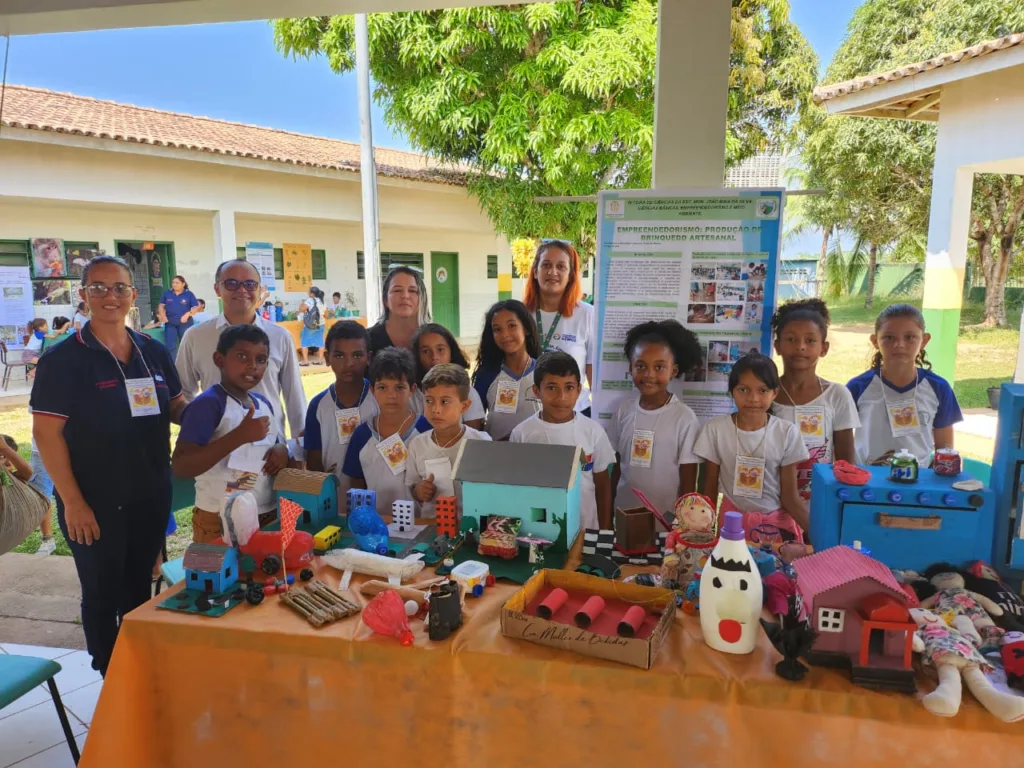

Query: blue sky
[{"left": 0, "top": 0, "right": 862, "bottom": 150}]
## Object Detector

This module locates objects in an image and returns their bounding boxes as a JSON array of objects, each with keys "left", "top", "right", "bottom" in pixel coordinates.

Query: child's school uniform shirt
[
  {"left": 342, "top": 414, "right": 432, "bottom": 518},
  {"left": 473, "top": 360, "right": 542, "bottom": 440},
  {"left": 406, "top": 426, "right": 491, "bottom": 517},
  {"left": 25, "top": 330, "right": 45, "bottom": 353},
  {"left": 178, "top": 384, "right": 281, "bottom": 514},
  {"left": 410, "top": 386, "right": 486, "bottom": 424},
  {"left": 771, "top": 381, "right": 861, "bottom": 499},
  {"left": 303, "top": 379, "right": 379, "bottom": 483},
  {"left": 607, "top": 393, "right": 700, "bottom": 516},
  {"left": 510, "top": 413, "right": 616, "bottom": 530},
  {"left": 846, "top": 368, "right": 962, "bottom": 465},
  {"left": 537, "top": 301, "right": 596, "bottom": 412}
]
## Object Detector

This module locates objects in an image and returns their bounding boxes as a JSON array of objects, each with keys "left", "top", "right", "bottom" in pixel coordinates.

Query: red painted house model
[{"left": 794, "top": 546, "right": 917, "bottom": 693}]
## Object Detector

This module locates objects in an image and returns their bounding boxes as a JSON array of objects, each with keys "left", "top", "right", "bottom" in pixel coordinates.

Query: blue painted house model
[
  {"left": 274, "top": 469, "right": 341, "bottom": 531},
  {"left": 183, "top": 543, "right": 239, "bottom": 594},
  {"left": 452, "top": 441, "right": 583, "bottom": 551}
]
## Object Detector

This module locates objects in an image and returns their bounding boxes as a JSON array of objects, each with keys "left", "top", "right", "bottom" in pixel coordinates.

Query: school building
[{"left": 0, "top": 84, "right": 541, "bottom": 343}]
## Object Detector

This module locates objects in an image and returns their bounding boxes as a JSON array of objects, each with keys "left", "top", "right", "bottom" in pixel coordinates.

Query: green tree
[
  {"left": 275, "top": 1, "right": 816, "bottom": 259},
  {"left": 796, "top": 0, "right": 1024, "bottom": 322}
]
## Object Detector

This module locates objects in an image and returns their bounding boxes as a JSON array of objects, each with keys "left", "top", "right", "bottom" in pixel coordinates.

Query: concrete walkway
[{"left": 0, "top": 554, "right": 85, "bottom": 651}]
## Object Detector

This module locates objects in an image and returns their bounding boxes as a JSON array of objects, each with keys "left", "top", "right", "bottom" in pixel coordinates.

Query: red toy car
[{"left": 213, "top": 530, "right": 314, "bottom": 576}]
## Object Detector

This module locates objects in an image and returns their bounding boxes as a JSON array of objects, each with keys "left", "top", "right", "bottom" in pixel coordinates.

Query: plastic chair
[
  {"left": 962, "top": 458, "right": 992, "bottom": 486},
  {"left": 0, "top": 340, "right": 32, "bottom": 390},
  {"left": 159, "top": 557, "right": 186, "bottom": 592},
  {"left": 0, "top": 654, "right": 80, "bottom": 765}
]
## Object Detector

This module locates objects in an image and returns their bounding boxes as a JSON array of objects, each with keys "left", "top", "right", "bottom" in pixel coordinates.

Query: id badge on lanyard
[
  {"left": 494, "top": 378, "right": 520, "bottom": 414},
  {"left": 630, "top": 429, "right": 655, "bottom": 467},
  {"left": 336, "top": 408, "right": 360, "bottom": 445},
  {"left": 377, "top": 432, "right": 409, "bottom": 476},
  {"left": 733, "top": 455, "right": 766, "bottom": 499},
  {"left": 126, "top": 377, "right": 161, "bottom": 417},
  {"left": 794, "top": 405, "right": 826, "bottom": 448},
  {"left": 887, "top": 399, "right": 921, "bottom": 437}
]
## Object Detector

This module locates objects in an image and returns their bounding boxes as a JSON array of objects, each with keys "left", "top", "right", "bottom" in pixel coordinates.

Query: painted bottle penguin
[{"left": 699, "top": 511, "right": 763, "bottom": 654}]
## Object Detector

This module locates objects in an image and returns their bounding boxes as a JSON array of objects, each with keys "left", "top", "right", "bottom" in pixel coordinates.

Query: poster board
[
  {"left": 282, "top": 243, "right": 312, "bottom": 293},
  {"left": 246, "top": 241, "right": 276, "bottom": 291},
  {"left": 0, "top": 266, "right": 34, "bottom": 350},
  {"left": 592, "top": 188, "right": 784, "bottom": 425}
]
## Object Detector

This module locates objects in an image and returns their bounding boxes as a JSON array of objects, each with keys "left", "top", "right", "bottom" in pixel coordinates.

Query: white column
[
  {"left": 651, "top": 0, "right": 731, "bottom": 188},
  {"left": 213, "top": 209, "right": 237, "bottom": 263}
]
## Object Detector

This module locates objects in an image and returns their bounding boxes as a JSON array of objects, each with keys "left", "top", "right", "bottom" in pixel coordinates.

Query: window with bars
[
  {"left": 357, "top": 252, "right": 425, "bottom": 280},
  {"left": 487, "top": 255, "right": 498, "bottom": 279},
  {"left": 312, "top": 249, "right": 327, "bottom": 281},
  {"left": 817, "top": 608, "right": 845, "bottom": 633},
  {"left": 0, "top": 240, "right": 30, "bottom": 268}
]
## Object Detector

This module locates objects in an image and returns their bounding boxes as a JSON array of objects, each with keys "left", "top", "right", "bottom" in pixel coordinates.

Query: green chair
[
  {"left": 962, "top": 458, "right": 992, "bottom": 486},
  {"left": 0, "top": 654, "right": 80, "bottom": 764}
]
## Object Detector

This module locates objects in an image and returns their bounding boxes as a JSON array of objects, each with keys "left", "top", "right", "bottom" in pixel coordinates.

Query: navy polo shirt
[
  {"left": 30, "top": 325, "right": 183, "bottom": 509},
  {"left": 160, "top": 289, "right": 199, "bottom": 325}
]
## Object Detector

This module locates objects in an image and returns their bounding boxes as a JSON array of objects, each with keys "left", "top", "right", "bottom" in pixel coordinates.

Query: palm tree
[{"left": 822, "top": 234, "right": 869, "bottom": 301}]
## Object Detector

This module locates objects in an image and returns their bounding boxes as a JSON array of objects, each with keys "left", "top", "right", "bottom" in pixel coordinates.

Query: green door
[{"left": 430, "top": 252, "right": 460, "bottom": 336}]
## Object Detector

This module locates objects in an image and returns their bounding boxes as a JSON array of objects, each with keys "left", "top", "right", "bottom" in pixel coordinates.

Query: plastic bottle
[
  {"left": 363, "top": 590, "right": 415, "bottom": 646},
  {"left": 698, "top": 511, "right": 763, "bottom": 654},
  {"left": 348, "top": 503, "right": 390, "bottom": 555}
]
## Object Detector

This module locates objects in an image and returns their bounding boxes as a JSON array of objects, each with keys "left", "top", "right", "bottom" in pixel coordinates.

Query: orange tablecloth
[
  {"left": 81, "top": 551, "right": 1023, "bottom": 767},
  {"left": 278, "top": 317, "right": 367, "bottom": 350}
]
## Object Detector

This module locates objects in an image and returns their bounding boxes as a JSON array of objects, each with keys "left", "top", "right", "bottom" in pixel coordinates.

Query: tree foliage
[{"left": 275, "top": 1, "right": 816, "bottom": 259}]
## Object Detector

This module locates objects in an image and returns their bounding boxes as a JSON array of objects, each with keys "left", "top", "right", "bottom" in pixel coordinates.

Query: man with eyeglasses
[{"left": 176, "top": 259, "right": 306, "bottom": 441}]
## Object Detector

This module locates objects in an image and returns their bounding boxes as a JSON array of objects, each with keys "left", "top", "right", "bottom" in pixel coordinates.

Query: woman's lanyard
[
  {"left": 93, "top": 332, "right": 161, "bottom": 418},
  {"left": 536, "top": 309, "right": 562, "bottom": 351}
]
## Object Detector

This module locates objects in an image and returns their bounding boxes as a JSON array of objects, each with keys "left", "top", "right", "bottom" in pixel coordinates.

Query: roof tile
[{"left": 793, "top": 546, "right": 906, "bottom": 605}]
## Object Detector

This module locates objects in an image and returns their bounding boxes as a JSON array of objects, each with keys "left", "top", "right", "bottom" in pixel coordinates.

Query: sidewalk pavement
[{"left": 0, "top": 554, "right": 85, "bottom": 651}]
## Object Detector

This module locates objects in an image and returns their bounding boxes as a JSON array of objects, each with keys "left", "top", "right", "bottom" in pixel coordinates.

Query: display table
[
  {"left": 278, "top": 317, "right": 367, "bottom": 351},
  {"left": 79, "top": 547, "right": 1022, "bottom": 767}
]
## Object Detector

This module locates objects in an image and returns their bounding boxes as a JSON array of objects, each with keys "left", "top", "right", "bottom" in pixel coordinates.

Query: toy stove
[
  {"left": 991, "top": 383, "right": 1024, "bottom": 582},
  {"left": 810, "top": 464, "right": 995, "bottom": 573}
]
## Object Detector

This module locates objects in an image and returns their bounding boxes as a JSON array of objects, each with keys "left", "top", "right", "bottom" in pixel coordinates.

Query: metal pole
[{"left": 355, "top": 14, "right": 382, "bottom": 325}]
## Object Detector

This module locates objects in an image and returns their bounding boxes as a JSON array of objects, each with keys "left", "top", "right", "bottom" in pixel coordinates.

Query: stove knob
[
  {"left": 837, "top": 488, "right": 851, "bottom": 501},
  {"left": 942, "top": 493, "right": 957, "bottom": 506},
  {"left": 860, "top": 489, "right": 875, "bottom": 502},
  {"left": 917, "top": 492, "right": 931, "bottom": 505},
  {"left": 969, "top": 494, "right": 984, "bottom": 508},
  {"left": 888, "top": 491, "right": 903, "bottom": 504}
]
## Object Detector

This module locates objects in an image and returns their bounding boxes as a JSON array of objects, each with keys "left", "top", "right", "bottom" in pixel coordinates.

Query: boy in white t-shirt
[
  {"left": 173, "top": 325, "right": 291, "bottom": 543},
  {"left": 408, "top": 364, "right": 491, "bottom": 517},
  {"left": 510, "top": 351, "right": 615, "bottom": 530}
]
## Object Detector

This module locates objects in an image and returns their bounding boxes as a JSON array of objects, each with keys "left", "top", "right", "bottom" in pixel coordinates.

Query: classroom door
[{"left": 430, "top": 253, "right": 460, "bottom": 336}]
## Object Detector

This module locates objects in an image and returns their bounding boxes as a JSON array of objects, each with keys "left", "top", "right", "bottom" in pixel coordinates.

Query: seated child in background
[
  {"left": 407, "top": 364, "right": 491, "bottom": 517},
  {"left": 694, "top": 353, "right": 809, "bottom": 543},
  {"left": 609, "top": 320, "right": 703, "bottom": 518},
  {"left": 173, "top": 325, "right": 290, "bottom": 543},
  {"left": 304, "top": 321, "right": 377, "bottom": 486},
  {"left": 411, "top": 323, "right": 485, "bottom": 429},
  {"left": 510, "top": 351, "right": 615, "bottom": 530},
  {"left": 22, "top": 318, "right": 60, "bottom": 370},
  {"left": 342, "top": 347, "right": 431, "bottom": 518},
  {"left": 847, "top": 303, "right": 962, "bottom": 466}
]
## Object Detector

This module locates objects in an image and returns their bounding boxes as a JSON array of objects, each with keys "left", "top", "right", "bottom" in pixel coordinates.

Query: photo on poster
[
  {"left": 33, "top": 280, "right": 72, "bottom": 306},
  {"left": 730, "top": 342, "right": 759, "bottom": 362},
  {"left": 691, "top": 265, "right": 717, "bottom": 281},
  {"left": 31, "top": 238, "right": 66, "bottom": 278},
  {"left": 708, "top": 362, "right": 732, "bottom": 381},
  {"left": 0, "top": 326, "right": 19, "bottom": 347},
  {"left": 66, "top": 247, "right": 102, "bottom": 279},
  {"left": 742, "top": 261, "right": 767, "bottom": 280},
  {"left": 2, "top": 286, "right": 24, "bottom": 300},
  {"left": 746, "top": 280, "right": 765, "bottom": 302},
  {"left": 689, "top": 282, "right": 716, "bottom": 302},
  {"left": 715, "top": 304, "right": 743, "bottom": 323},
  {"left": 716, "top": 282, "right": 746, "bottom": 302},
  {"left": 708, "top": 340, "right": 730, "bottom": 363},
  {"left": 715, "top": 263, "right": 742, "bottom": 281},
  {"left": 685, "top": 364, "right": 708, "bottom": 382},
  {"left": 687, "top": 304, "right": 715, "bottom": 324},
  {"left": 745, "top": 302, "right": 763, "bottom": 324}
]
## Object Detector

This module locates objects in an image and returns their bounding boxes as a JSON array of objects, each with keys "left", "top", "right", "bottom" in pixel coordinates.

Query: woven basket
[{"left": 0, "top": 467, "right": 51, "bottom": 555}]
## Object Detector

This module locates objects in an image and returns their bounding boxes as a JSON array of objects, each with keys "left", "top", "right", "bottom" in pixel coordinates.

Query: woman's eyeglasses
[
  {"left": 220, "top": 279, "right": 260, "bottom": 293},
  {"left": 85, "top": 283, "right": 134, "bottom": 298}
]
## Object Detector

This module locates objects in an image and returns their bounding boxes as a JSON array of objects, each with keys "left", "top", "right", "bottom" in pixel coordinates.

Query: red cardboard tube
[
  {"left": 617, "top": 605, "right": 647, "bottom": 638},
  {"left": 537, "top": 588, "right": 568, "bottom": 620},
  {"left": 574, "top": 596, "right": 606, "bottom": 629}
]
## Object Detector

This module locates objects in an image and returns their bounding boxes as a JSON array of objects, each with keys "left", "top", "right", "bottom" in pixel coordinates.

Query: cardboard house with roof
[
  {"left": 273, "top": 469, "right": 341, "bottom": 531},
  {"left": 794, "top": 546, "right": 917, "bottom": 693},
  {"left": 183, "top": 543, "right": 239, "bottom": 594},
  {"left": 452, "top": 441, "right": 583, "bottom": 553}
]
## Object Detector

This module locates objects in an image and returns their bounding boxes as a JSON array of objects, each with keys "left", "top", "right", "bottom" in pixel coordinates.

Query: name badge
[
  {"left": 795, "top": 405, "right": 826, "bottom": 447},
  {"left": 126, "top": 377, "right": 161, "bottom": 417},
  {"left": 336, "top": 408, "right": 360, "bottom": 445},
  {"left": 494, "top": 379, "right": 520, "bottom": 414},
  {"left": 228, "top": 443, "right": 269, "bottom": 475},
  {"left": 630, "top": 429, "right": 655, "bottom": 468},
  {"left": 377, "top": 432, "right": 409, "bottom": 476},
  {"left": 733, "top": 455, "right": 766, "bottom": 500},
  {"left": 887, "top": 399, "right": 921, "bottom": 437},
  {"left": 423, "top": 456, "right": 455, "bottom": 499}
]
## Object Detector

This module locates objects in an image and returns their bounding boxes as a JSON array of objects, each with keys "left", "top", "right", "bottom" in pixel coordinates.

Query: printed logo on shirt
[
  {"left": 582, "top": 452, "right": 594, "bottom": 472},
  {"left": 553, "top": 333, "right": 577, "bottom": 343},
  {"left": 155, "top": 375, "right": 164, "bottom": 382},
  {"left": 96, "top": 380, "right": 118, "bottom": 389}
]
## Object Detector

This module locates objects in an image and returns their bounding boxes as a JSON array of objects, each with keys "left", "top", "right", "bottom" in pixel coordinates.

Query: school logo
[
  {"left": 552, "top": 333, "right": 577, "bottom": 343},
  {"left": 604, "top": 198, "right": 624, "bottom": 220},
  {"left": 756, "top": 197, "right": 779, "bottom": 219}
]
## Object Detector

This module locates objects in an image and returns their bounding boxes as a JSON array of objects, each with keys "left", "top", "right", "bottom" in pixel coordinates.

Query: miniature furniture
[
  {"left": 274, "top": 470, "right": 341, "bottom": 531},
  {"left": 614, "top": 502, "right": 657, "bottom": 554},
  {"left": 0, "top": 653, "right": 80, "bottom": 764},
  {"left": 0, "top": 340, "right": 32, "bottom": 390},
  {"left": 990, "top": 382, "right": 1024, "bottom": 583},
  {"left": 810, "top": 464, "right": 996, "bottom": 572}
]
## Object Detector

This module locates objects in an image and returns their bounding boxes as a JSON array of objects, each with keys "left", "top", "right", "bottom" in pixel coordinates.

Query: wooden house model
[
  {"left": 183, "top": 543, "right": 239, "bottom": 594},
  {"left": 274, "top": 469, "right": 340, "bottom": 531}
]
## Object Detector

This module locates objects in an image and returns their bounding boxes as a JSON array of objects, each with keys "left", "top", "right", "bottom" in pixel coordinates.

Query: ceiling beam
[{"left": 905, "top": 92, "right": 942, "bottom": 119}]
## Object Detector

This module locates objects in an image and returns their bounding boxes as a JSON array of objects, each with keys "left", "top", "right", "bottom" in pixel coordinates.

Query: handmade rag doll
[
  {"left": 1002, "top": 631, "right": 1024, "bottom": 692},
  {"left": 963, "top": 561, "right": 1024, "bottom": 633},
  {"left": 920, "top": 564, "right": 1004, "bottom": 648},
  {"left": 911, "top": 608, "right": 1024, "bottom": 722},
  {"left": 663, "top": 493, "right": 718, "bottom": 585}
]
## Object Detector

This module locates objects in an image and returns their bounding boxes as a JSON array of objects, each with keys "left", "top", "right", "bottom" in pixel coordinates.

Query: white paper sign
[
  {"left": 0, "top": 266, "right": 34, "bottom": 350},
  {"left": 424, "top": 457, "right": 455, "bottom": 498},
  {"left": 245, "top": 242, "right": 276, "bottom": 291}
]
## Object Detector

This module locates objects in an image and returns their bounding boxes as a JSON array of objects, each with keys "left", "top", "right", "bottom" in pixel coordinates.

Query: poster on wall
[
  {"left": 0, "top": 267, "right": 33, "bottom": 350},
  {"left": 33, "top": 280, "right": 73, "bottom": 307},
  {"left": 283, "top": 243, "right": 312, "bottom": 293},
  {"left": 66, "top": 246, "right": 104, "bottom": 279},
  {"left": 246, "top": 241, "right": 276, "bottom": 291},
  {"left": 31, "top": 238, "right": 66, "bottom": 278},
  {"left": 592, "top": 188, "right": 784, "bottom": 425}
]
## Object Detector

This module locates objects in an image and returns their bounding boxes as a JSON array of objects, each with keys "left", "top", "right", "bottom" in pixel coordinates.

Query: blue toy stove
[
  {"left": 810, "top": 464, "right": 996, "bottom": 573},
  {"left": 991, "top": 383, "right": 1024, "bottom": 582}
]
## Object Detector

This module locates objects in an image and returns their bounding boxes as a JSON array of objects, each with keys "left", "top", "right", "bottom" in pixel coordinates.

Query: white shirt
[
  {"left": 342, "top": 415, "right": 433, "bottom": 518},
  {"left": 410, "top": 386, "right": 485, "bottom": 424},
  {"left": 473, "top": 361, "right": 542, "bottom": 440},
  {"left": 510, "top": 413, "right": 616, "bottom": 530},
  {"left": 607, "top": 394, "right": 700, "bottom": 516},
  {"left": 537, "top": 301, "right": 595, "bottom": 411},
  {"left": 303, "top": 381, "right": 379, "bottom": 494},
  {"left": 694, "top": 414, "right": 809, "bottom": 514},
  {"left": 406, "top": 426, "right": 491, "bottom": 518},
  {"left": 771, "top": 380, "right": 861, "bottom": 498},
  {"left": 73, "top": 312, "right": 89, "bottom": 329},
  {"left": 176, "top": 314, "right": 307, "bottom": 438},
  {"left": 302, "top": 297, "right": 326, "bottom": 327}
]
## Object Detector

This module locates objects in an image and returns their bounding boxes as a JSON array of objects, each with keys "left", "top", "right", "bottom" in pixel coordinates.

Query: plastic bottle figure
[
  {"left": 348, "top": 503, "right": 390, "bottom": 555},
  {"left": 699, "top": 511, "right": 763, "bottom": 654}
]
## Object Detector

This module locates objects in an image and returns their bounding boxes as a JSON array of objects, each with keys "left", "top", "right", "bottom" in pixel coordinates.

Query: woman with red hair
[{"left": 523, "top": 240, "right": 596, "bottom": 416}]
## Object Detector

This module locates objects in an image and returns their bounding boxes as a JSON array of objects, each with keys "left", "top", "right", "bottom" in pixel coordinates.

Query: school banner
[
  {"left": 282, "top": 243, "right": 312, "bottom": 293},
  {"left": 592, "top": 188, "right": 784, "bottom": 426},
  {"left": 0, "top": 266, "right": 34, "bottom": 350},
  {"left": 245, "top": 241, "right": 276, "bottom": 291}
]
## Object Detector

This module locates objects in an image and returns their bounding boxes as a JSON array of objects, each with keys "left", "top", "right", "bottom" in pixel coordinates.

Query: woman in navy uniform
[
  {"left": 158, "top": 274, "right": 199, "bottom": 362},
  {"left": 32, "top": 255, "right": 186, "bottom": 676}
]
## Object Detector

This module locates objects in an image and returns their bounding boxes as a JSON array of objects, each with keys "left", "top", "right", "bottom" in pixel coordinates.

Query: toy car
[
  {"left": 246, "top": 583, "right": 265, "bottom": 605},
  {"left": 213, "top": 530, "right": 314, "bottom": 577}
]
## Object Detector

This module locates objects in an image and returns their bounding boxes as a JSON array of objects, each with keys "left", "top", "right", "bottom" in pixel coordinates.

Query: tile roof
[
  {"left": 274, "top": 468, "right": 336, "bottom": 495},
  {"left": 0, "top": 84, "right": 468, "bottom": 186},
  {"left": 793, "top": 546, "right": 906, "bottom": 604},
  {"left": 183, "top": 543, "right": 234, "bottom": 573},
  {"left": 813, "top": 33, "right": 1024, "bottom": 104}
]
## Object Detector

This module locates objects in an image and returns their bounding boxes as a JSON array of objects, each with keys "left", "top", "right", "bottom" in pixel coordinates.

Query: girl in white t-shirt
[
  {"left": 609, "top": 320, "right": 703, "bottom": 518},
  {"left": 410, "top": 323, "right": 485, "bottom": 429},
  {"left": 694, "top": 354, "right": 809, "bottom": 543},
  {"left": 770, "top": 299, "right": 860, "bottom": 501}
]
